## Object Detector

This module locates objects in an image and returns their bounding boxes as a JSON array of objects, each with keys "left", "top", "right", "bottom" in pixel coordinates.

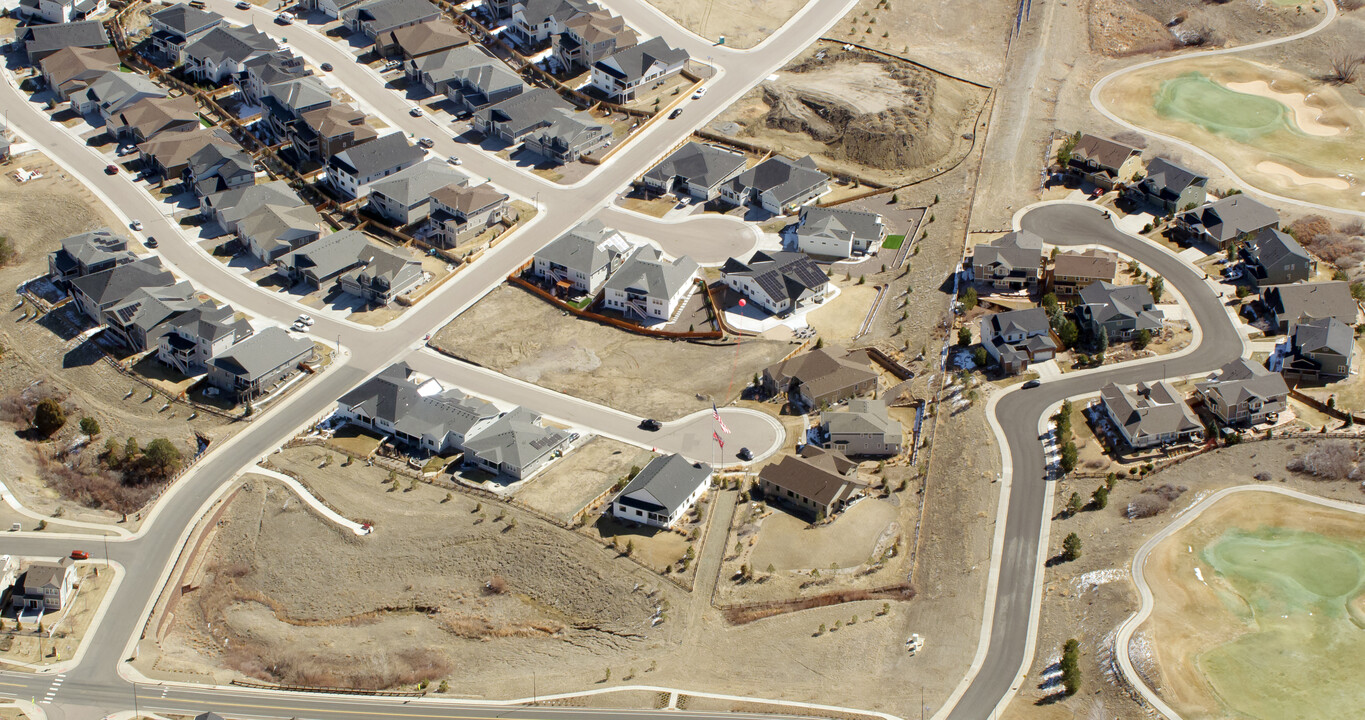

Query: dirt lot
[
  {"left": 514, "top": 437, "right": 655, "bottom": 523},
  {"left": 641, "top": 0, "right": 808, "bottom": 49},
  {"left": 999, "top": 438, "right": 1365, "bottom": 720},
  {"left": 749, "top": 498, "right": 899, "bottom": 571},
  {"left": 0, "top": 153, "right": 238, "bottom": 523},
  {"left": 431, "top": 284, "right": 793, "bottom": 420},
  {"left": 0, "top": 563, "right": 111, "bottom": 667},
  {"left": 707, "top": 43, "right": 989, "bottom": 186}
]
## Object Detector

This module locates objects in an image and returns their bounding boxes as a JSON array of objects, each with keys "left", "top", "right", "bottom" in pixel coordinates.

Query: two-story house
[
  {"left": 1046, "top": 249, "right": 1118, "bottom": 299},
  {"left": 640, "top": 141, "right": 747, "bottom": 202},
  {"left": 720, "top": 251, "right": 830, "bottom": 317},
  {"left": 16, "top": 558, "right": 76, "bottom": 611},
  {"left": 1065, "top": 133, "right": 1142, "bottom": 190},
  {"left": 971, "top": 230, "right": 1044, "bottom": 292},
  {"left": 1242, "top": 227, "right": 1314, "bottom": 288},
  {"left": 552, "top": 9, "right": 636, "bottom": 73},
  {"left": 721, "top": 155, "right": 830, "bottom": 216},
  {"left": 182, "top": 24, "right": 278, "bottom": 85},
  {"left": 531, "top": 219, "right": 633, "bottom": 295},
  {"left": 47, "top": 228, "right": 136, "bottom": 287},
  {"left": 821, "top": 398, "right": 902, "bottom": 457},
  {"left": 1195, "top": 358, "right": 1289, "bottom": 426},
  {"left": 326, "top": 133, "right": 426, "bottom": 199},
  {"left": 980, "top": 307, "right": 1059, "bottom": 374},
  {"left": 600, "top": 246, "right": 699, "bottom": 323},
  {"left": 1176, "top": 195, "right": 1280, "bottom": 250},
  {"left": 147, "top": 2, "right": 223, "bottom": 62},
  {"left": 427, "top": 183, "right": 509, "bottom": 248},
  {"left": 156, "top": 302, "right": 253, "bottom": 376},
  {"left": 589, "top": 36, "right": 689, "bottom": 103},
  {"left": 1074, "top": 280, "right": 1164, "bottom": 341},
  {"left": 1130, "top": 157, "right": 1207, "bottom": 213},
  {"left": 1280, "top": 316, "right": 1354, "bottom": 384},
  {"left": 366, "top": 158, "right": 469, "bottom": 226}
]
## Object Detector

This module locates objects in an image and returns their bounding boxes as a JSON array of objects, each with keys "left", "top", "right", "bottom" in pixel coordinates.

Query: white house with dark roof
[
  {"left": 366, "top": 159, "right": 469, "bottom": 226},
  {"left": 795, "top": 206, "right": 887, "bottom": 259},
  {"left": 971, "top": 230, "right": 1044, "bottom": 292},
  {"left": 471, "top": 88, "right": 575, "bottom": 144},
  {"left": 75, "top": 71, "right": 165, "bottom": 123},
  {"left": 720, "top": 251, "right": 830, "bottom": 316},
  {"left": 17, "top": 0, "right": 106, "bottom": 25},
  {"left": 462, "top": 406, "right": 571, "bottom": 480},
  {"left": 589, "top": 36, "right": 689, "bottom": 103},
  {"left": 980, "top": 307, "right": 1058, "bottom": 374},
  {"left": 206, "top": 327, "right": 314, "bottom": 400},
  {"left": 1131, "top": 157, "right": 1207, "bottom": 213},
  {"left": 441, "top": 51, "right": 527, "bottom": 114},
  {"left": 1242, "top": 227, "right": 1314, "bottom": 288},
  {"left": 1176, "top": 195, "right": 1279, "bottom": 249},
  {"left": 101, "top": 281, "right": 200, "bottom": 352},
  {"left": 821, "top": 398, "right": 902, "bottom": 457},
  {"left": 601, "top": 246, "right": 699, "bottom": 322},
  {"left": 610, "top": 454, "right": 712, "bottom": 528},
  {"left": 68, "top": 256, "right": 177, "bottom": 323},
  {"left": 521, "top": 109, "right": 612, "bottom": 164},
  {"left": 326, "top": 133, "right": 426, "bottom": 199},
  {"left": 16, "top": 558, "right": 75, "bottom": 611},
  {"left": 1099, "top": 380, "right": 1202, "bottom": 449},
  {"left": 720, "top": 155, "right": 829, "bottom": 215},
  {"left": 337, "top": 363, "right": 501, "bottom": 453},
  {"left": 182, "top": 24, "right": 278, "bottom": 85},
  {"left": 300, "top": 0, "right": 367, "bottom": 19},
  {"left": 641, "top": 142, "right": 747, "bottom": 202},
  {"left": 337, "top": 244, "right": 424, "bottom": 306},
  {"left": 504, "top": 0, "right": 596, "bottom": 47},
  {"left": 531, "top": 220, "right": 634, "bottom": 294},
  {"left": 1195, "top": 358, "right": 1289, "bottom": 426}
]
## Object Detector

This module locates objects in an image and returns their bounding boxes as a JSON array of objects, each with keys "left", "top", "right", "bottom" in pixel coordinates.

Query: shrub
[
  {"left": 79, "top": 417, "right": 100, "bottom": 437},
  {"left": 1287, "top": 443, "right": 1355, "bottom": 479},
  {"left": 1061, "top": 533, "right": 1082, "bottom": 561},
  {"left": 34, "top": 398, "right": 65, "bottom": 437}
]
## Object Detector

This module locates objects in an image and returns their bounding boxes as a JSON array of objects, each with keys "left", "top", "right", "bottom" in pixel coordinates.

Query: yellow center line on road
[{"left": 0, "top": 682, "right": 32, "bottom": 689}]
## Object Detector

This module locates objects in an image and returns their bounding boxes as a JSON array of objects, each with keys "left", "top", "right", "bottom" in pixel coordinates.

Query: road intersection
[{"left": 0, "top": 2, "right": 1274, "bottom": 720}]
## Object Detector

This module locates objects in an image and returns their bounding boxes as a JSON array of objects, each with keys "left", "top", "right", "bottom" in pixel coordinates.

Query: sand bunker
[
  {"left": 1255, "top": 161, "right": 1352, "bottom": 190},
  {"left": 1225, "top": 80, "right": 1342, "bottom": 137}
]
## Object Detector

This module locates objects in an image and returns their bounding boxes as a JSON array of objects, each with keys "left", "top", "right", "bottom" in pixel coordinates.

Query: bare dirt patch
[
  {"left": 639, "top": 0, "right": 808, "bottom": 49},
  {"left": 431, "top": 284, "right": 792, "bottom": 420},
  {"left": 514, "top": 437, "right": 655, "bottom": 523}
]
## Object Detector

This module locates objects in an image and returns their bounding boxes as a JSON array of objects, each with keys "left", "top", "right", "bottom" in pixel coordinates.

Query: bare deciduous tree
[{"left": 1328, "top": 43, "right": 1363, "bottom": 84}]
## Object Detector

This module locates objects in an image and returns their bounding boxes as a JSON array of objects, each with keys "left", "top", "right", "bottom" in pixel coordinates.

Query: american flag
[
  {"left": 713, "top": 431, "right": 725, "bottom": 449},
  {"left": 712, "top": 403, "right": 731, "bottom": 434}
]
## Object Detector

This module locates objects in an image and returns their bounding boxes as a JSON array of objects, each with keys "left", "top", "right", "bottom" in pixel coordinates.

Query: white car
[
  {"left": 409, "top": 107, "right": 423, "bottom": 117},
  {"left": 130, "top": 220, "right": 143, "bottom": 231},
  {"left": 447, "top": 155, "right": 463, "bottom": 165},
  {"left": 290, "top": 322, "right": 307, "bottom": 332},
  {"left": 692, "top": 87, "right": 707, "bottom": 99},
  {"left": 275, "top": 12, "right": 293, "bottom": 23},
  {"left": 235, "top": 0, "right": 250, "bottom": 8},
  {"left": 297, "top": 314, "right": 315, "bottom": 326}
]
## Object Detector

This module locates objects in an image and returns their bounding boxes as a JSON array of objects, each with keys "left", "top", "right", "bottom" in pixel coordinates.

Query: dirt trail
[{"left": 683, "top": 489, "right": 738, "bottom": 647}]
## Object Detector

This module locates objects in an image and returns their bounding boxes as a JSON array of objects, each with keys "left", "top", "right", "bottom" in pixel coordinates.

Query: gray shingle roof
[
  {"left": 602, "top": 246, "right": 698, "bottom": 301},
  {"left": 1247, "top": 227, "right": 1310, "bottom": 273},
  {"left": 1180, "top": 196, "right": 1279, "bottom": 244},
  {"left": 348, "top": 0, "right": 440, "bottom": 34},
  {"left": 70, "top": 256, "right": 175, "bottom": 307},
  {"left": 329, "top": 132, "right": 424, "bottom": 178},
  {"left": 798, "top": 205, "right": 882, "bottom": 244},
  {"left": 1263, "top": 281, "right": 1356, "bottom": 328},
  {"left": 57, "top": 228, "right": 134, "bottom": 267},
  {"left": 973, "top": 230, "right": 1044, "bottom": 275},
  {"left": 462, "top": 406, "right": 568, "bottom": 471},
  {"left": 23, "top": 21, "right": 109, "bottom": 57},
  {"left": 184, "top": 24, "right": 277, "bottom": 65},
  {"left": 643, "top": 142, "right": 747, "bottom": 191},
  {"left": 825, "top": 398, "right": 901, "bottom": 441},
  {"left": 1101, "top": 380, "right": 1200, "bottom": 442},
  {"left": 1078, "top": 280, "right": 1164, "bottom": 331},
  {"left": 615, "top": 453, "right": 711, "bottom": 516},
  {"left": 279, "top": 230, "right": 370, "bottom": 280},
  {"left": 86, "top": 71, "right": 165, "bottom": 114},
  {"left": 730, "top": 155, "right": 828, "bottom": 207},
  {"left": 1292, "top": 316, "right": 1354, "bottom": 358},
  {"left": 339, "top": 363, "right": 500, "bottom": 442},
  {"left": 414, "top": 45, "right": 497, "bottom": 85},
  {"left": 1140, "top": 157, "right": 1206, "bottom": 203},
  {"left": 720, "top": 250, "right": 828, "bottom": 307},
  {"left": 205, "top": 180, "right": 306, "bottom": 225},
  {"left": 474, "top": 87, "right": 571, "bottom": 138},
  {"left": 1195, "top": 358, "right": 1288, "bottom": 407},
  {"left": 534, "top": 219, "right": 631, "bottom": 276},
  {"left": 150, "top": 3, "right": 223, "bottom": 36},
  {"left": 369, "top": 158, "right": 469, "bottom": 205},
  {"left": 593, "top": 36, "right": 688, "bottom": 83},
  {"left": 160, "top": 301, "right": 251, "bottom": 344},
  {"left": 209, "top": 327, "right": 312, "bottom": 381}
]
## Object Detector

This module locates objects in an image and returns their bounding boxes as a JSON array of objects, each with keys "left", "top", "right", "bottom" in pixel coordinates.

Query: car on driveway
[{"left": 639, "top": 418, "right": 661, "bottom": 431}]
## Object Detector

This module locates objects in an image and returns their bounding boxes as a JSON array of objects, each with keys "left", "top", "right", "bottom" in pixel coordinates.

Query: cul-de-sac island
[{"left": 0, "top": 0, "right": 1361, "bottom": 718}]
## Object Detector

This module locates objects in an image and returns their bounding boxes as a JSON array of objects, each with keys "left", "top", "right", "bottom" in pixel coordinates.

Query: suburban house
[
  {"left": 300, "top": 0, "right": 367, "bottom": 19},
  {"left": 326, "top": 133, "right": 426, "bottom": 199},
  {"left": 206, "top": 327, "right": 314, "bottom": 400},
  {"left": 182, "top": 25, "right": 278, "bottom": 85},
  {"left": 106, "top": 95, "right": 201, "bottom": 144},
  {"left": 720, "top": 251, "right": 830, "bottom": 316},
  {"left": 1131, "top": 157, "right": 1207, "bottom": 213},
  {"left": 971, "top": 230, "right": 1044, "bottom": 292},
  {"left": 75, "top": 71, "right": 165, "bottom": 123},
  {"left": 17, "top": 0, "right": 106, "bottom": 25},
  {"left": 504, "top": 0, "right": 597, "bottom": 47},
  {"left": 720, "top": 155, "right": 829, "bottom": 215},
  {"left": 980, "top": 307, "right": 1059, "bottom": 374},
  {"left": 0, "top": 556, "right": 17, "bottom": 607},
  {"left": 1065, "top": 133, "right": 1142, "bottom": 189},
  {"left": 757, "top": 454, "right": 866, "bottom": 520},
  {"left": 237, "top": 200, "right": 325, "bottom": 263},
  {"left": 442, "top": 51, "right": 527, "bottom": 114},
  {"left": 336, "top": 245, "right": 425, "bottom": 306},
  {"left": 1242, "top": 227, "right": 1314, "bottom": 288},
  {"left": 761, "top": 345, "right": 877, "bottom": 409},
  {"left": 1195, "top": 358, "right": 1289, "bottom": 426},
  {"left": 1261, "top": 281, "right": 1356, "bottom": 334},
  {"left": 15, "top": 558, "right": 75, "bottom": 611},
  {"left": 139, "top": 127, "right": 237, "bottom": 181},
  {"left": 1100, "top": 380, "right": 1202, "bottom": 449},
  {"left": 343, "top": 0, "right": 441, "bottom": 38},
  {"left": 366, "top": 159, "right": 469, "bottom": 226},
  {"left": 462, "top": 406, "right": 571, "bottom": 480},
  {"left": 155, "top": 303, "right": 253, "bottom": 375},
  {"left": 471, "top": 88, "right": 581, "bottom": 145},
  {"left": 39, "top": 45, "right": 119, "bottom": 101},
  {"left": 280, "top": 102, "right": 376, "bottom": 164},
  {"left": 610, "top": 454, "right": 712, "bottom": 529},
  {"left": 185, "top": 141, "right": 256, "bottom": 196},
  {"left": 1047, "top": 249, "right": 1117, "bottom": 299},
  {"left": 589, "top": 36, "right": 689, "bottom": 103},
  {"left": 200, "top": 180, "right": 306, "bottom": 234},
  {"left": 48, "top": 228, "right": 136, "bottom": 287},
  {"left": 552, "top": 9, "right": 637, "bottom": 73},
  {"left": 238, "top": 49, "right": 308, "bottom": 104},
  {"left": 1280, "top": 317, "right": 1354, "bottom": 384},
  {"left": 427, "top": 183, "right": 509, "bottom": 248},
  {"left": 641, "top": 142, "right": 748, "bottom": 202},
  {"left": 521, "top": 109, "right": 612, "bottom": 163},
  {"left": 147, "top": 2, "right": 223, "bottom": 61},
  {"left": 600, "top": 246, "right": 699, "bottom": 322},
  {"left": 336, "top": 363, "right": 501, "bottom": 454},
  {"left": 1074, "top": 280, "right": 1164, "bottom": 341},
  {"left": 377, "top": 18, "right": 468, "bottom": 58},
  {"left": 1176, "top": 195, "right": 1280, "bottom": 249},
  {"left": 794, "top": 206, "right": 887, "bottom": 259},
  {"left": 22, "top": 21, "right": 110, "bottom": 65},
  {"left": 531, "top": 219, "right": 633, "bottom": 295},
  {"left": 68, "top": 256, "right": 176, "bottom": 323},
  {"left": 821, "top": 399, "right": 902, "bottom": 457},
  {"left": 800, "top": 444, "right": 859, "bottom": 475},
  {"left": 99, "top": 282, "right": 199, "bottom": 352}
]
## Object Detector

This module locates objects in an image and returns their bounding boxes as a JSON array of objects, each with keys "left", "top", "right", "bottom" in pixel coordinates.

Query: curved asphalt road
[{"left": 939, "top": 203, "right": 1245, "bottom": 720}]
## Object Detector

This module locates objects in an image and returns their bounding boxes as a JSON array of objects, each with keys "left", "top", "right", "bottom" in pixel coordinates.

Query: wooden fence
[{"left": 509, "top": 275, "right": 725, "bottom": 340}]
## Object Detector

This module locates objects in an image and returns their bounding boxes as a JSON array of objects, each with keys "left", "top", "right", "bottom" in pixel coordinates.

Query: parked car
[
  {"left": 1022, "top": 379, "right": 1041, "bottom": 389},
  {"left": 235, "top": 0, "right": 251, "bottom": 8},
  {"left": 692, "top": 87, "right": 706, "bottom": 99},
  {"left": 320, "top": 62, "right": 333, "bottom": 72},
  {"left": 105, "top": 164, "right": 118, "bottom": 175},
  {"left": 145, "top": 237, "right": 158, "bottom": 248},
  {"left": 737, "top": 447, "right": 753, "bottom": 461},
  {"left": 130, "top": 220, "right": 143, "bottom": 231},
  {"left": 447, "top": 155, "right": 463, "bottom": 166},
  {"left": 668, "top": 108, "right": 683, "bottom": 119},
  {"left": 409, "top": 107, "right": 424, "bottom": 117},
  {"left": 70, "top": 550, "right": 89, "bottom": 560},
  {"left": 290, "top": 322, "right": 307, "bottom": 332},
  {"left": 640, "top": 418, "right": 661, "bottom": 431},
  {"left": 275, "top": 11, "right": 293, "bottom": 23},
  {"left": 297, "top": 314, "right": 314, "bottom": 326},
  {"left": 417, "top": 137, "right": 435, "bottom": 148}
]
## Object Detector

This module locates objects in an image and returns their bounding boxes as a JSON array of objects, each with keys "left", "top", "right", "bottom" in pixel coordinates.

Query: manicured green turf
[{"left": 882, "top": 234, "right": 905, "bottom": 250}]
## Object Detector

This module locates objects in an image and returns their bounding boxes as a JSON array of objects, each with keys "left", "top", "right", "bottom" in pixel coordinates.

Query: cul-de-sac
[{"left": 0, "top": 0, "right": 1361, "bottom": 718}]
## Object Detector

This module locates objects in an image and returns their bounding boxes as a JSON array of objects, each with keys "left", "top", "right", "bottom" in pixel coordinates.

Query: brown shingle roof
[
  {"left": 765, "top": 345, "right": 876, "bottom": 402},
  {"left": 1051, "top": 250, "right": 1118, "bottom": 281},
  {"left": 759, "top": 455, "right": 865, "bottom": 507},
  {"left": 387, "top": 19, "right": 469, "bottom": 57},
  {"left": 1071, "top": 134, "right": 1139, "bottom": 173},
  {"left": 429, "top": 183, "right": 507, "bottom": 213}
]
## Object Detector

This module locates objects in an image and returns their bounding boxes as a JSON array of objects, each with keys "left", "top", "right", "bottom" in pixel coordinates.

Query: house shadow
[
  {"left": 594, "top": 513, "right": 671, "bottom": 543},
  {"left": 320, "top": 285, "right": 368, "bottom": 314},
  {"left": 37, "top": 306, "right": 91, "bottom": 343},
  {"left": 62, "top": 338, "right": 104, "bottom": 370},
  {"left": 508, "top": 147, "right": 554, "bottom": 170}
]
